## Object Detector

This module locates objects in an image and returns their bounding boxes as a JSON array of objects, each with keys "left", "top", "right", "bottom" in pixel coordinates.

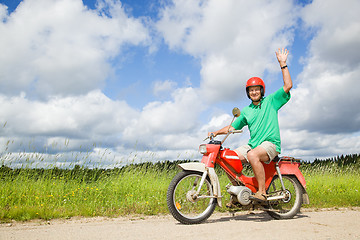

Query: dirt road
[{"left": 1, "top": 209, "right": 359, "bottom": 240}]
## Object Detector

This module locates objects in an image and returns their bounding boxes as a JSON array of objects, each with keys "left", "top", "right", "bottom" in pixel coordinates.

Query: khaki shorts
[{"left": 235, "top": 141, "right": 279, "bottom": 162}]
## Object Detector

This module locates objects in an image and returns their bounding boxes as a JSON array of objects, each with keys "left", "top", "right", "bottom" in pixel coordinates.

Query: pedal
[{"left": 226, "top": 201, "right": 242, "bottom": 209}]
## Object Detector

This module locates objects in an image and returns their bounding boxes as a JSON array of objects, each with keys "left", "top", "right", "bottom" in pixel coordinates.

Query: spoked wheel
[
  {"left": 265, "top": 175, "right": 303, "bottom": 219},
  {"left": 167, "top": 171, "right": 217, "bottom": 224}
]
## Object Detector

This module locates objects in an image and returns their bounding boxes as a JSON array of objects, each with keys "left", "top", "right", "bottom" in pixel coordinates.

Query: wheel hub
[
  {"left": 282, "top": 189, "right": 292, "bottom": 203},
  {"left": 186, "top": 189, "right": 198, "bottom": 202}
]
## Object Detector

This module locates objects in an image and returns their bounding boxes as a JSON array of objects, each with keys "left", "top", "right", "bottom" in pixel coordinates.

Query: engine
[{"left": 226, "top": 185, "right": 252, "bottom": 205}]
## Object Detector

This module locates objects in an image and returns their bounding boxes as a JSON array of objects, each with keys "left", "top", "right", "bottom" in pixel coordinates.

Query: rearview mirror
[{"left": 232, "top": 107, "right": 240, "bottom": 117}]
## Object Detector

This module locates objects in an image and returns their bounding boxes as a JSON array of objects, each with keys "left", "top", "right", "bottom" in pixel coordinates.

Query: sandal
[{"left": 249, "top": 192, "right": 268, "bottom": 202}]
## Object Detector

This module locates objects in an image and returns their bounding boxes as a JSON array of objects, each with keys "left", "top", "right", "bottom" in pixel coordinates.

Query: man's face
[{"left": 248, "top": 86, "right": 262, "bottom": 102}]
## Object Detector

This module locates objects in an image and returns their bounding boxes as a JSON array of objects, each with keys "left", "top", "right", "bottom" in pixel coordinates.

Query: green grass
[
  {"left": 305, "top": 173, "right": 360, "bottom": 207},
  {"left": 0, "top": 163, "right": 175, "bottom": 221},
  {"left": 301, "top": 162, "right": 360, "bottom": 208},
  {"left": 1, "top": 156, "right": 360, "bottom": 222}
]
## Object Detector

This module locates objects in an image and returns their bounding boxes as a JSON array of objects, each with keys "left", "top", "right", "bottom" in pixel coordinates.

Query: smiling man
[{"left": 208, "top": 48, "right": 292, "bottom": 202}]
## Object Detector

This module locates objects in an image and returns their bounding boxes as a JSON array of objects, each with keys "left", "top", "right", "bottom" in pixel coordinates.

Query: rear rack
[{"left": 279, "top": 156, "right": 301, "bottom": 163}]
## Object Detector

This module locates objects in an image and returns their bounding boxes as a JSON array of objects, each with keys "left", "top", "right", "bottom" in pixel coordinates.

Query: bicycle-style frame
[{"left": 200, "top": 141, "right": 307, "bottom": 193}]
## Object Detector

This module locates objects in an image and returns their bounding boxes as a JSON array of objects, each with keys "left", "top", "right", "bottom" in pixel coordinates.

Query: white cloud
[
  {"left": 277, "top": 0, "right": 360, "bottom": 158},
  {"left": 1, "top": 0, "right": 359, "bottom": 167},
  {"left": 0, "top": 90, "right": 138, "bottom": 151},
  {"left": 123, "top": 87, "right": 206, "bottom": 150},
  {"left": 284, "top": 66, "right": 360, "bottom": 134},
  {"left": 200, "top": 113, "right": 231, "bottom": 131},
  {"left": 282, "top": 0, "right": 360, "bottom": 134},
  {"left": 0, "top": 0, "right": 150, "bottom": 98},
  {"left": 152, "top": 79, "right": 177, "bottom": 97},
  {"left": 156, "top": 0, "right": 360, "bottom": 160},
  {"left": 0, "top": 0, "right": 211, "bottom": 166},
  {"left": 301, "top": 0, "right": 360, "bottom": 67},
  {"left": 280, "top": 128, "right": 360, "bottom": 161},
  {"left": 0, "top": 85, "right": 209, "bottom": 166},
  {"left": 156, "top": 0, "right": 298, "bottom": 102},
  {"left": 0, "top": 4, "right": 7, "bottom": 20}
]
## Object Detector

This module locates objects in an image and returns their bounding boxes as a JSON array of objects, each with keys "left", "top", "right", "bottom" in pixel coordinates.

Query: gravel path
[{"left": 1, "top": 208, "right": 359, "bottom": 240}]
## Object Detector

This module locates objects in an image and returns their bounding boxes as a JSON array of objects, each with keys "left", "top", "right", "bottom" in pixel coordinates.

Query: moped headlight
[{"left": 199, "top": 144, "right": 207, "bottom": 154}]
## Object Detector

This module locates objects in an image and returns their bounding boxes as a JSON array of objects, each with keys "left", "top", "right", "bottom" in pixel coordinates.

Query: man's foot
[{"left": 249, "top": 192, "right": 268, "bottom": 202}]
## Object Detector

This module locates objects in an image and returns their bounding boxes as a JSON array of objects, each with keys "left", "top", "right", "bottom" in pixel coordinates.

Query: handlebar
[
  {"left": 203, "top": 129, "right": 243, "bottom": 142},
  {"left": 204, "top": 107, "right": 242, "bottom": 143}
]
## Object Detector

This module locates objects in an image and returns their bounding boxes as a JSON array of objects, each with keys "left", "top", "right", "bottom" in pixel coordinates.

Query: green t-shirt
[{"left": 231, "top": 87, "right": 290, "bottom": 153}]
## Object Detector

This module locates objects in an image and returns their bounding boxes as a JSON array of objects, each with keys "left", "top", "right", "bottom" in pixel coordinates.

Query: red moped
[{"left": 167, "top": 108, "right": 309, "bottom": 224}]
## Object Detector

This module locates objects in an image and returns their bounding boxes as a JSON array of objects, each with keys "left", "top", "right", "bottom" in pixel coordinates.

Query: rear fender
[
  {"left": 178, "top": 162, "right": 222, "bottom": 207},
  {"left": 278, "top": 161, "right": 306, "bottom": 189},
  {"left": 278, "top": 161, "right": 310, "bottom": 204}
]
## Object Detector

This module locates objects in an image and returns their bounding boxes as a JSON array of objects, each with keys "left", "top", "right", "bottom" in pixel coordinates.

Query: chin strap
[{"left": 252, "top": 98, "right": 263, "bottom": 109}]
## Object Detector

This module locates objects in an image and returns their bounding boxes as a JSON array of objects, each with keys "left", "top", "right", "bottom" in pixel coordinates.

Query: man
[{"left": 208, "top": 48, "right": 292, "bottom": 202}]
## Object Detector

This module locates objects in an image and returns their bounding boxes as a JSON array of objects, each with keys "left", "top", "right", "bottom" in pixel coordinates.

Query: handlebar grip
[
  {"left": 203, "top": 133, "right": 215, "bottom": 141},
  {"left": 232, "top": 130, "right": 243, "bottom": 134}
]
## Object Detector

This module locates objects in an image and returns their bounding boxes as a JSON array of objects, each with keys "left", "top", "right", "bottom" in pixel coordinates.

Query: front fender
[
  {"left": 178, "top": 162, "right": 206, "bottom": 172},
  {"left": 178, "top": 162, "right": 222, "bottom": 207}
]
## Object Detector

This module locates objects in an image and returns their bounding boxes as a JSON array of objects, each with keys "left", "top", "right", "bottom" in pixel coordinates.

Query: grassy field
[{"left": 1, "top": 154, "right": 359, "bottom": 222}]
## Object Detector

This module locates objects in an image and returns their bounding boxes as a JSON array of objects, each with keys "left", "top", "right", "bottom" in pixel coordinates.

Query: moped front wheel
[
  {"left": 265, "top": 175, "right": 303, "bottom": 219},
  {"left": 167, "top": 170, "right": 217, "bottom": 224}
]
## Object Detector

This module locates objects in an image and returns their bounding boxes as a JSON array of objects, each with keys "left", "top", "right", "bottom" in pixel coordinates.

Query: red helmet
[{"left": 246, "top": 77, "right": 265, "bottom": 99}]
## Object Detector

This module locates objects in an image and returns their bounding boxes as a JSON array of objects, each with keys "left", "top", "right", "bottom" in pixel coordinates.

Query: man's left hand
[{"left": 276, "top": 48, "right": 288, "bottom": 65}]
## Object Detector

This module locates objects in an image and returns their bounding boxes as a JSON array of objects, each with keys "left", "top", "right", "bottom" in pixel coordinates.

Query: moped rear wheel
[
  {"left": 167, "top": 170, "right": 217, "bottom": 224},
  {"left": 265, "top": 175, "right": 303, "bottom": 219}
]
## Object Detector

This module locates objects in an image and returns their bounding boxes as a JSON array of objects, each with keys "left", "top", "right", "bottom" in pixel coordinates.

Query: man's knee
[
  {"left": 247, "top": 150, "right": 259, "bottom": 163},
  {"left": 247, "top": 148, "right": 270, "bottom": 163}
]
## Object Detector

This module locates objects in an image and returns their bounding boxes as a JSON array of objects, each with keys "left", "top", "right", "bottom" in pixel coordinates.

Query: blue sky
[{"left": 0, "top": 0, "right": 359, "bottom": 168}]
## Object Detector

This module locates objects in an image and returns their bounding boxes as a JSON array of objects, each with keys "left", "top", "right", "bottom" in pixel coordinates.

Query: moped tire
[
  {"left": 167, "top": 170, "right": 217, "bottom": 224},
  {"left": 265, "top": 175, "right": 303, "bottom": 219}
]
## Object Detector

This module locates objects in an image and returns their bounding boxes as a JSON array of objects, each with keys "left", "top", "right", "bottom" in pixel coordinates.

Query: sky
[{"left": 0, "top": 0, "right": 359, "bottom": 168}]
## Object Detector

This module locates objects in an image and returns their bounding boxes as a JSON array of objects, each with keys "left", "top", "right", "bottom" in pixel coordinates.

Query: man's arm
[
  {"left": 208, "top": 125, "right": 235, "bottom": 137},
  {"left": 276, "top": 48, "right": 293, "bottom": 93}
]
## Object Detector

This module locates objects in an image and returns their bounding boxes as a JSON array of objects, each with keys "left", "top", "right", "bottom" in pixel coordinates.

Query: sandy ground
[{"left": 1, "top": 208, "right": 360, "bottom": 240}]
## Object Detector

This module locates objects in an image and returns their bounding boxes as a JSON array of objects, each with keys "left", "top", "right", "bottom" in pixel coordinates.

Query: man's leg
[{"left": 247, "top": 146, "right": 270, "bottom": 197}]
